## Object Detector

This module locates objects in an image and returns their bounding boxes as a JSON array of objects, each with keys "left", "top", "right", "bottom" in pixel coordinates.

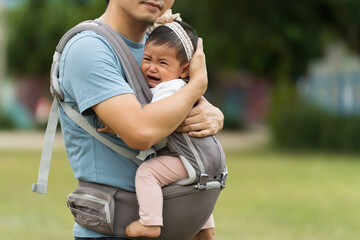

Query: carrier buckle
[
  {"left": 194, "top": 173, "right": 208, "bottom": 190},
  {"left": 220, "top": 172, "right": 228, "bottom": 189}
]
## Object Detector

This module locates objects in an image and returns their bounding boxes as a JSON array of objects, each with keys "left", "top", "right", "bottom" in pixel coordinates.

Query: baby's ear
[{"left": 180, "top": 63, "right": 190, "bottom": 79}]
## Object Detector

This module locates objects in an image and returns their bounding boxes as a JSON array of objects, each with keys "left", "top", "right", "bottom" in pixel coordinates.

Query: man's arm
[
  {"left": 176, "top": 97, "right": 224, "bottom": 138},
  {"left": 93, "top": 38, "right": 208, "bottom": 150},
  {"left": 93, "top": 83, "right": 203, "bottom": 150}
]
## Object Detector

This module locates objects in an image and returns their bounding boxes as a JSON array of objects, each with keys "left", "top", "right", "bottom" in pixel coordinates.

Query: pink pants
[{"left": 135, "top": 155, "right": 215, "bottom": 228}]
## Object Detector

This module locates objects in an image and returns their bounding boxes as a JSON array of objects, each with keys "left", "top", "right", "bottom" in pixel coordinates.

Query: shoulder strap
[
  {"left": 52, "top": 20, "right": 152, "bottom": 105},
  {"left": 93, "top": 19, "right": 153, "bottom": 105},
  {"left": 32, "top": 20, "right": 149, "bottom": 194}
]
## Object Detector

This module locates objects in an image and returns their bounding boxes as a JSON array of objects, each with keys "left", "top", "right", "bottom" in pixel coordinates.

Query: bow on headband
[{"left": 149, "top": 9, "right": 182, "bottom": 31}]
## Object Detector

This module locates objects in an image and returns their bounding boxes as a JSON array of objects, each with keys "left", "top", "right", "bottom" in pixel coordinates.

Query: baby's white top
[{"left": 150, "top": 79, "right": 187, "bottom": 103}]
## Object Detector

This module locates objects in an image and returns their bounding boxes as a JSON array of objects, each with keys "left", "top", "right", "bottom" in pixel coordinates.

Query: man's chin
[{"left": 138, "top": 14, "right": 159, "bottom": 25}]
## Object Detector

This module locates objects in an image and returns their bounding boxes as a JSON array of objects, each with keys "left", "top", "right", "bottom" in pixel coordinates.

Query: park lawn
[
  {"left": 215, "top": 149, "right": 360, "bottom": 240},
  {"left": 1, "top": 149, "right": 360, "bottom": 240}
]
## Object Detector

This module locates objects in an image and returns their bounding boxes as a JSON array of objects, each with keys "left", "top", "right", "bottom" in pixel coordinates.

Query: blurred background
[{"left": 1, "top": 0, "right": 360, "bottom": 239}]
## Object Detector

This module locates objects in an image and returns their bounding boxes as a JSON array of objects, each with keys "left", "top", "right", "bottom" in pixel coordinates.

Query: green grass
[
  {"left": 1, "top": 149, "right": 360, "bottom": 239},
  {"left": 0, "top": 150, "right": 77, "bottom": 240},
  {"left": 215, "top": 149, "right": 360, "bottom": 240}
]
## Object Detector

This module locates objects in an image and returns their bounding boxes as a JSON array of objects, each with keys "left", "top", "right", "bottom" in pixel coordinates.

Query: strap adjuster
[
  {"left": 220, "top": 172, "right": 228, "bottom": 189},
  {"left": 193, "top": 173, "right": 208, "bottom": 190},
  {"left": 136, "top": 147, "right": 157, "bottom": 161}
]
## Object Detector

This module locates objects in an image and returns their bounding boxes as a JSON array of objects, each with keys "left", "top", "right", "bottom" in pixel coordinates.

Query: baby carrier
[{"left": 32, "top": 19, "right": 228, "bottom": 240}]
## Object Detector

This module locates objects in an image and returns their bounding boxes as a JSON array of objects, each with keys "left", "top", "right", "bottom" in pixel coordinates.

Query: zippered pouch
[{"left": 66, "top": 186, "right": 116, "bottom": 236}]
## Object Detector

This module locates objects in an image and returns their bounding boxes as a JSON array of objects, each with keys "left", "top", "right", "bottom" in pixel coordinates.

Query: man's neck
[{"left": 99, "top": 7, "right": 148, "bottom": 43}]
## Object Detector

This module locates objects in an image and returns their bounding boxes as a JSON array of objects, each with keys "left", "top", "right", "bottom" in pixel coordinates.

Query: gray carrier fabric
[
  {"left": 33, "top": 19, "right": 228, "bottom": 240},
  {"left": 71, "top": 180, "right": 220, "bottom": 239}
]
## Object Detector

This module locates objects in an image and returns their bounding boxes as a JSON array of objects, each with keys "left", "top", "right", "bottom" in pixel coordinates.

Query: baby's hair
[{"left": 146, "top": 21, "right": 199, "bottom": 65}]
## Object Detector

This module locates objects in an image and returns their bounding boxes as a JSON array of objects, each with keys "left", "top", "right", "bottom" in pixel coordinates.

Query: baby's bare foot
[
  {"left": 191, "top": 228, "right": 215, "bottom": 240},
  {"left": 125, "top": 220, "right": 161, "bottom": 238}
]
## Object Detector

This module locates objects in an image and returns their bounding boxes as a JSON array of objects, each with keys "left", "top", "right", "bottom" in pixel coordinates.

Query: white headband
[
  {"left": 150, "top": 9, "right": 194, "bottom": 62},
  {"left": 164, "top": 22, "right": 194, "bottom": 62}
]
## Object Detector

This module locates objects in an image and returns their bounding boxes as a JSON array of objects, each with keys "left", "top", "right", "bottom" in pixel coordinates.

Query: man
[{"left": 59, "top": 0, "right": 223, "bottom": 239}]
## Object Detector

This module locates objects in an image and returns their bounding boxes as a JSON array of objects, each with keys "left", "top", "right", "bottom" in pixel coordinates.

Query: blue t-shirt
[{"left": 58, "top": 29, "right": 146, "bottom": 238}]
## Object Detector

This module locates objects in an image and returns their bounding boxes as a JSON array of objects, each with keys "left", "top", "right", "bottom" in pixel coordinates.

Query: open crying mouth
[{"left": 148, "top": 75, "right": 160, "bottom": 81}]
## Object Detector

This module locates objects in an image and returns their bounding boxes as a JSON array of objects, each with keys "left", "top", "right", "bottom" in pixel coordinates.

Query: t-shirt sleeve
[{"left": 61, "top": 33, "right": 135, "bottom": 113}]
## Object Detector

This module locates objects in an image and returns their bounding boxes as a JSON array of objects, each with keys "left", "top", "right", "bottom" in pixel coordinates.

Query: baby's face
[{"left": 141, "top": 43, "right": 188, "bottom": 88}]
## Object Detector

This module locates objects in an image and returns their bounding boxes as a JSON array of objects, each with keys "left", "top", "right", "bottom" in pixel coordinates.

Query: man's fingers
[
  {"left": 195, "top": 38, "right": 203, "bottom": 54},
  {"left": 178, "top": 115, "right": 202, "bottom": 127},
  {"left": 183, "top": 109, "right": 200, "bottom": 119},
  {"left": 176, "top": 122, "right": 206, "bottom": 133},
  {"left": 191, "top": 38, "right": 204, "bottom": 59},
  {"left": 180, "top": 103, "right": 207, "bottom": 123},
  {"left": 189, "top": 38, "right": 206, "bottom": 79},
  {"left": 188, "top": 129, "right": 212, "bottom": 138},
  {"left": 176, "top": 96, "right": 224, "bottom": 137}
]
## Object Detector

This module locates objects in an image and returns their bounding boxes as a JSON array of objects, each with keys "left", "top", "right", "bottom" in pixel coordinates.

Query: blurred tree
[
  {"left": 0, "top": 0, "right": 6, "bottom": 110},
  {"left": 319, "top": 0, "right": 360, "bottom": 54},
  {"left": 173, "top": 0, "right": 360, "bottom": 84},
  {"left": 7, "top": 0, "right": 360, "bottom": 85},
  {"left": 7, "top": 0, "right": 106, "bottom": 79}
]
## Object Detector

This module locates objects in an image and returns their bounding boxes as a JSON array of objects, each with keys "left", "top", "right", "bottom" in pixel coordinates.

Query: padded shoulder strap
[
  {"left": 33, "top": 20, "right": 152, "bottom": 194},
  {"left": 52, "top": 20, "right": 152, "bottom": 105},
  {"left": 92, "top": 19, "right": 153, "bottom": 105}
]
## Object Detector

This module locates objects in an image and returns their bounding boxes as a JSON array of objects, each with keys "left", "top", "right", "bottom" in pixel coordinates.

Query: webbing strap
[
  {"left": 59, "top": 101, "right": 141, "bottom": 165},
  {"left": 32, "top": 98, "right": 142, "bottom": 194},
  {"left": 136, "top": 138, "right": 168, "bottom": 161},
  {"left": 32, "top": 99, "right": 59, "bottom": 194}
]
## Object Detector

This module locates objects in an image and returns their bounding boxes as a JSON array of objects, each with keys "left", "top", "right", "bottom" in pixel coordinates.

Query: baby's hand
[
  {"left": 97, "top": 116, "right": 117, "bottom": 135},
  {"left": 97, "top": 125, "right": 116, "bottom": 135}
]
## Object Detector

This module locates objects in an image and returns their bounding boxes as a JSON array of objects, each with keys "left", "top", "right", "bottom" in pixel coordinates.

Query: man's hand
[
  {"left": 188, "top": 38, "right": 208, "bottom": 95},
  {"left": 176, "top": 97, "right": 224, "bottom": 138}
]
